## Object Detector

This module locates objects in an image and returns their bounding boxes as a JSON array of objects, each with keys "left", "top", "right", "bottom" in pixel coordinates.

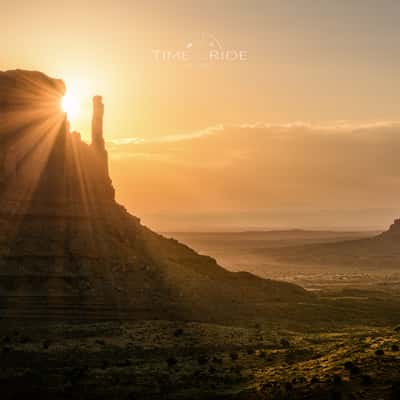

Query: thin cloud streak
[{"left": 108, "top": 122, "right": 400, "bottom": 230}]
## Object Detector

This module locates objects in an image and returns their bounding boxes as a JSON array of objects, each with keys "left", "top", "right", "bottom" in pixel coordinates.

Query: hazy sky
[
  {"left": 2, "top": 0, "right": 400, "bottom": 230},
  {"left": 109, "top": 122, "right": 400, "bottom": 231}
]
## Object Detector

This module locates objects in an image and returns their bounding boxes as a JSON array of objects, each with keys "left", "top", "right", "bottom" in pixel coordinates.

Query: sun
[{"left": 61, "top": 93, "right": 80, "bottom": 121}]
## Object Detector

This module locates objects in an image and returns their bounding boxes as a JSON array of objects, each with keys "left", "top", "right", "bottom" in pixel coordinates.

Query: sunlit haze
[
  {"left": 61, "top": 93, "right": 80, "bottom": 121},
  {"left": 3, "top": 0, "right": 400, "bottom": 231}
]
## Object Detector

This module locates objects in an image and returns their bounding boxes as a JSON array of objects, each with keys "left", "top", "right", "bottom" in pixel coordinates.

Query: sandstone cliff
[{"left": 0, "top": 70, "right": 311, "bottom": 322}]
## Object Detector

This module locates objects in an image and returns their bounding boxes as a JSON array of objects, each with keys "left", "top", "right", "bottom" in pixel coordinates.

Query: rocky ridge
[{"left": 0, "top": 70, "right": 312, "bottom": 322}]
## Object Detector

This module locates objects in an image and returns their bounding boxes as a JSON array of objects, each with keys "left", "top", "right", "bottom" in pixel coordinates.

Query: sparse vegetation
[{"left": 0, "top": 321, "right": 397, "bottom": 399}]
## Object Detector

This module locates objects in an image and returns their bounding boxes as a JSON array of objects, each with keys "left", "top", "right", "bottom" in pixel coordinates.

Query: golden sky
[{"left": 3, "top": 0, "right": 400, "bottom": 230}]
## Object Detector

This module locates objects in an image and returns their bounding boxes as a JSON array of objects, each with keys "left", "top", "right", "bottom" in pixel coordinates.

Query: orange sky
[{"left": 3, "top": 1, "right": 400, "bottom": 230}]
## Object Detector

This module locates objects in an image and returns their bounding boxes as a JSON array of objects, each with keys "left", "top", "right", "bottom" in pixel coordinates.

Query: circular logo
[{"left": 185, "top": 33, "right": 223, "bottom": 66}]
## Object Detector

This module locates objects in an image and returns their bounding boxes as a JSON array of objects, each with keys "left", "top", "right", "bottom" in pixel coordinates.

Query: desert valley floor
[{"left": 2, "top": 229, "right": 400, "bottom": 400}]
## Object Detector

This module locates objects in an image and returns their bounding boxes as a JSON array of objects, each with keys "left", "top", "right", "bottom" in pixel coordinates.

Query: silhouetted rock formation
[
  {"left": 0, "top": 70, "right": 114, "bottom": 216},
  {"left": 379, "top": 218, "right": 400, "bottom": 240},
  {"left": 265, "top": 218, "right": 400, "bottom": 269},
  {"left": 0, "top": 70, "right": 311, "bottom": 322}
]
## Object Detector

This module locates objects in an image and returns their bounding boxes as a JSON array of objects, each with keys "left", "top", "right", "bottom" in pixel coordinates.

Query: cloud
[
  {"left": 109, "top": 124, "right": 223, "bottom": 146},
  {"left": 107, "top": 122, "right": 400, "bottom": 230}
]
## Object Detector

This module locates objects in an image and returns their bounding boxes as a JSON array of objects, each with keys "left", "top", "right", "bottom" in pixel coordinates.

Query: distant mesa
[
  {"left": 380, "top": 218, "right": 400, "bottom": 239},
  {"left": 0, "top": 70, "right": 312, "bottom": 322},
  {"left": 264, "top": 217, "right": 400, "bottom": 270}
]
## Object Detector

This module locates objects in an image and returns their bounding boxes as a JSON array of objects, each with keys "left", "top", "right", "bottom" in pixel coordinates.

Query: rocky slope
[{"left": 0, "top": 70, "right": 312, "bottom": 322}]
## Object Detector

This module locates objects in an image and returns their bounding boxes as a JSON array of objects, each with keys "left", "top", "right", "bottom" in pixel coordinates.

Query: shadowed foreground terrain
[
  {"left": 1, "top": 70, "right": 400, "bottom": 399},
  {"left": 0, "top": 320, "right": 399, "bottom": 400}
]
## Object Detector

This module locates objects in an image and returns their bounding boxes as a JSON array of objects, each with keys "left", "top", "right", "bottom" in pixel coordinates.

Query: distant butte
[{"left": 0, "top": 70, "right": 312, "bottom": 322}]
